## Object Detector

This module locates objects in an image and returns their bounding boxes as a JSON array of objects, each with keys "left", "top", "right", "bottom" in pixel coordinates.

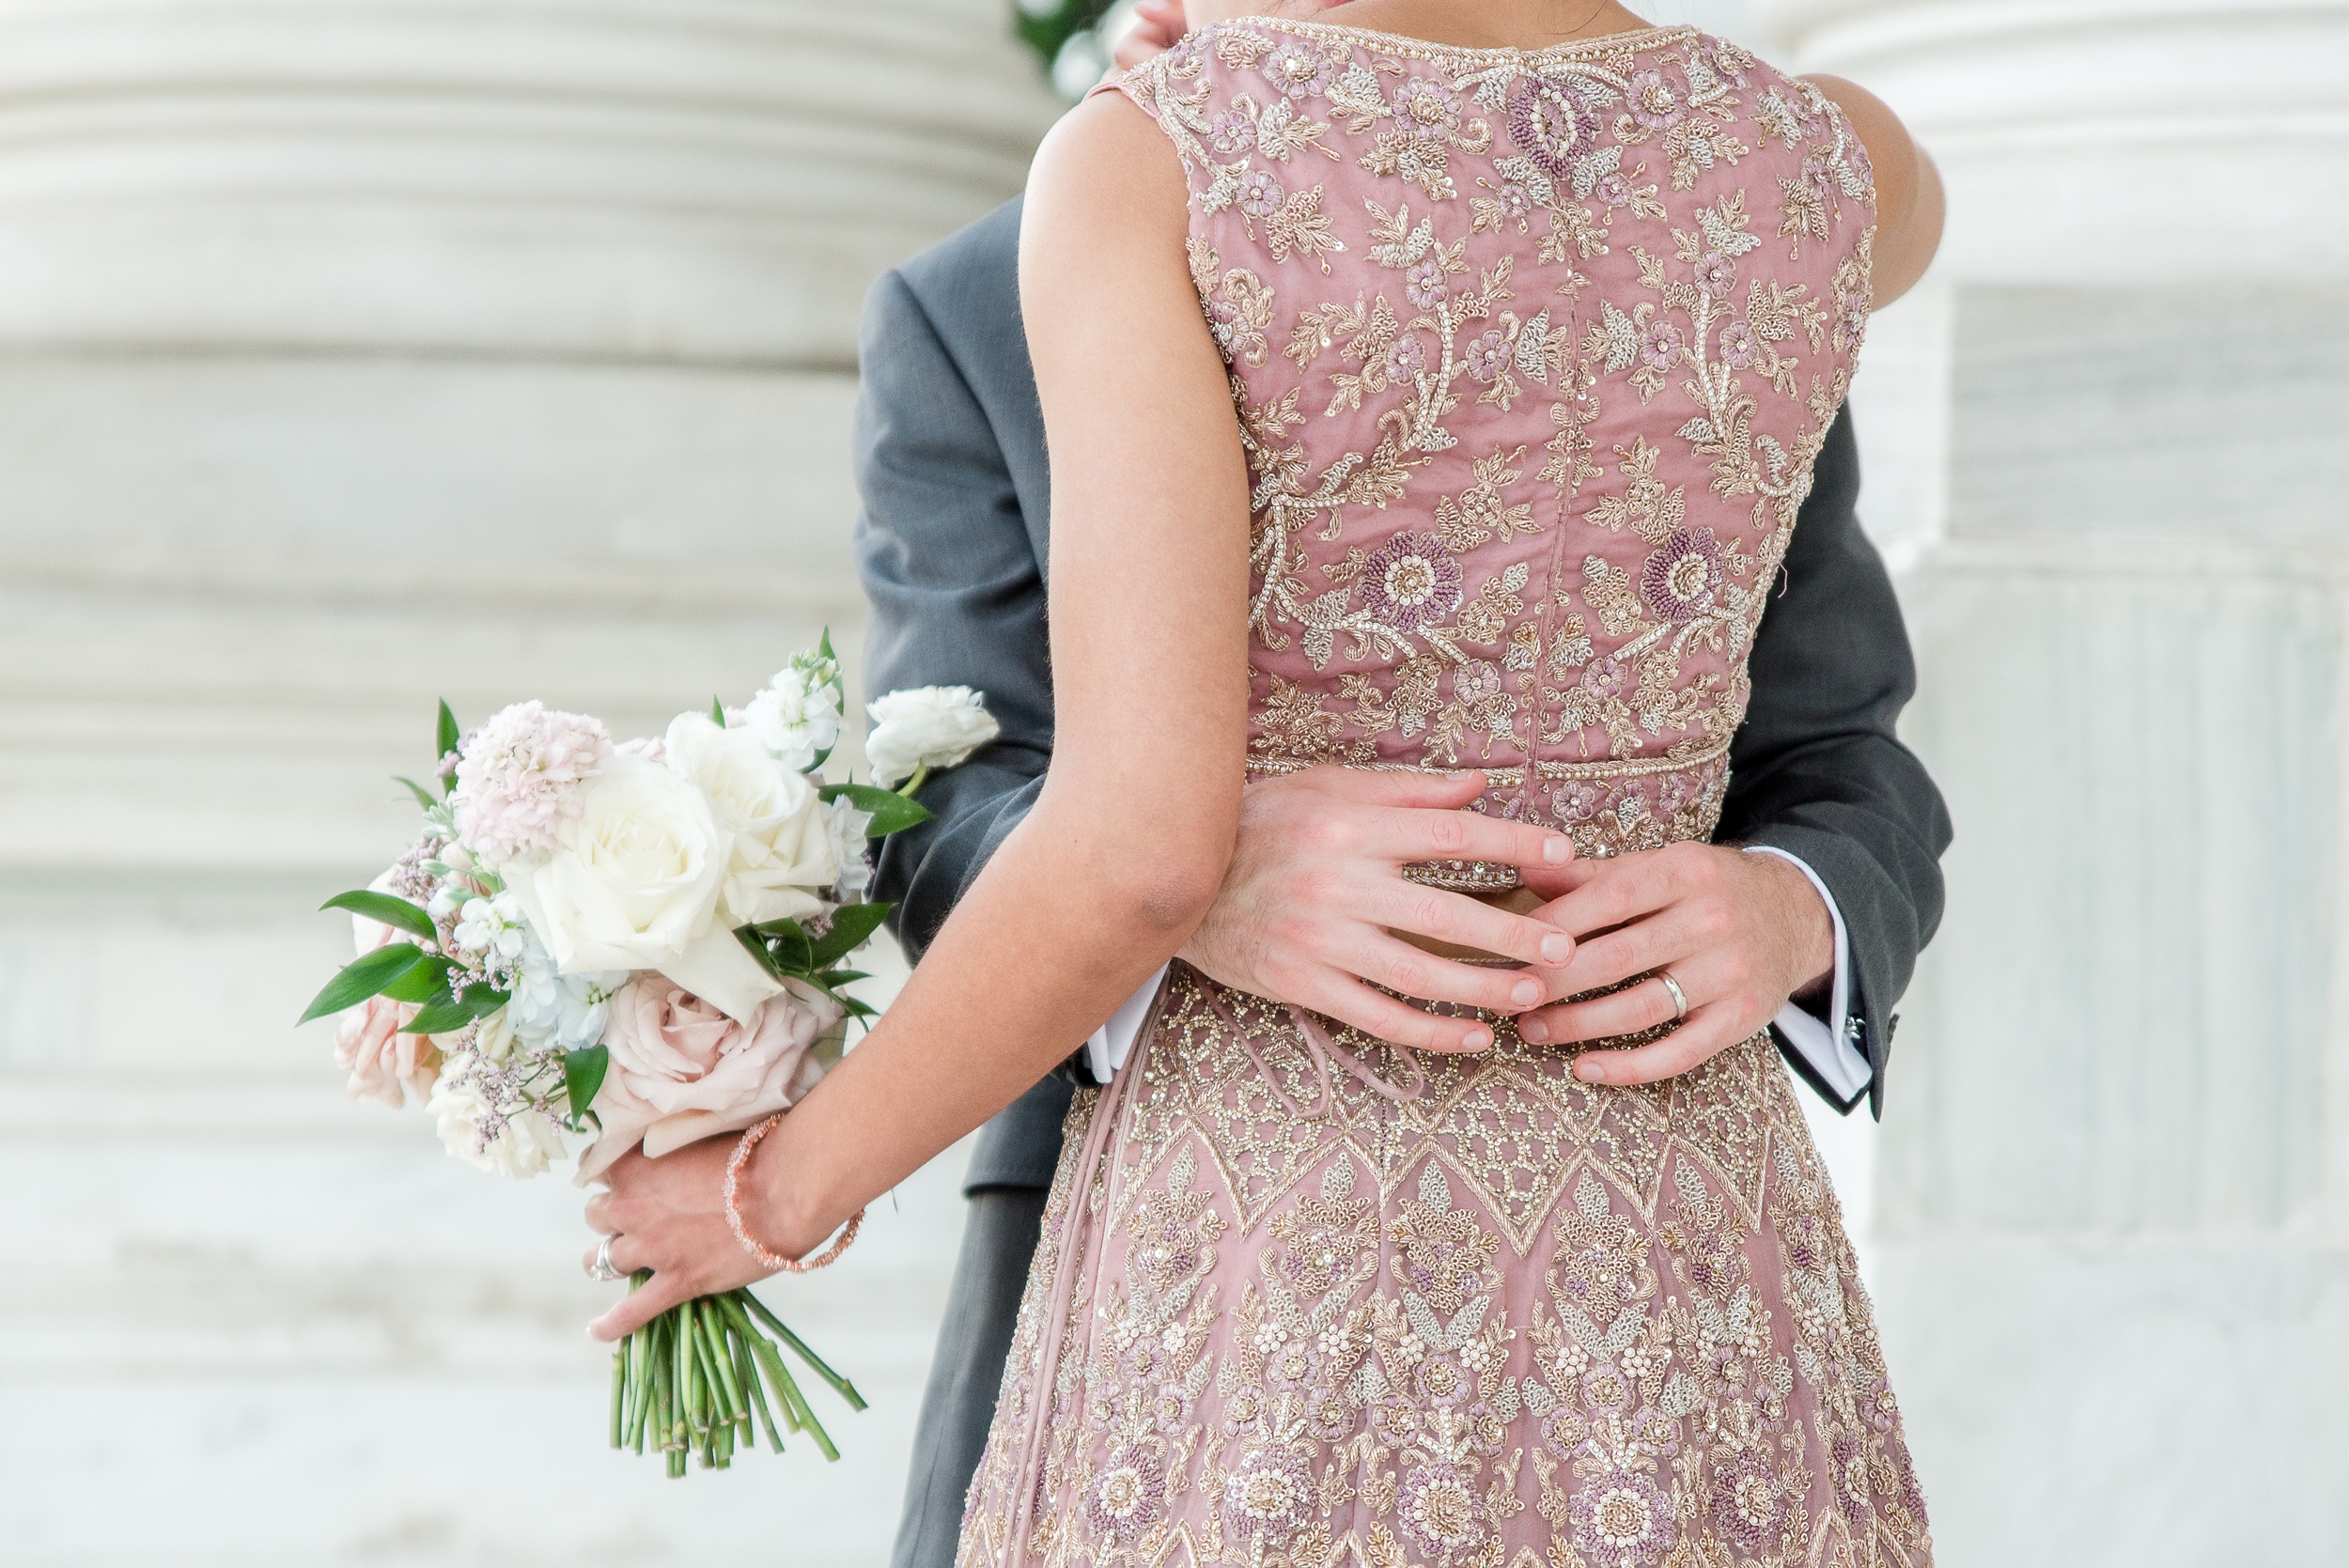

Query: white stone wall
[
  {"left": 1757, "top": 2, "right": 2349, "bottom": 1561},
  {"left": 0, "top": 3, "right": 1058, "bottom": 1562}
]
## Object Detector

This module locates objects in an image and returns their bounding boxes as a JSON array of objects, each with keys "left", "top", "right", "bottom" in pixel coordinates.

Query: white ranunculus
[
  {"left": 865, "top": 686, "right": 1000, "bottom": 788},
  {"left": 741, "top": 663, "right": 844, "bottom": 772},
  {"left": 428, "top": 1060, "right": 565, "bottom": 1179},
  {"left": 506, "top": 752, "right": 728, "bottom": 975},
  {"left": 661, "top": 713, "right": 835, "bottom": 928}
]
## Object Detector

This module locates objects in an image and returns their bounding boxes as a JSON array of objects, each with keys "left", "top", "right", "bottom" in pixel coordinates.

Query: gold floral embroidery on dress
[{"left": 1115, "top": 18, "right": 1875, "bottom": 869}]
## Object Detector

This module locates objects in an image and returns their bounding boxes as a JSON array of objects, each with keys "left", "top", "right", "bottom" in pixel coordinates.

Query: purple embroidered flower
[
  {"left": 1693, "top": 250, "right": 1735, "bottom": 298},
  {"left": 1641, "top": 318, "right": 1685, "bottom": 370},
  {"left": 1839, "top": 290, "right": 1870, "bottom": 349},
  {"left": 1463, "top": 328, "right": 1510, "bottom": 380},
  {"left": 1657, "top": 770, "right": 1693, "bottom": 815},
  {"left": 1383, "top": 333, "right": 1426, "bottom": 383},
  {"left": 1392, "top": 76, "right": 1462, "bottom": 135},
  {"left": 1579, "top": 1359, "right": 1636, "bottom": 1417},
  {"left": 1627, "top": 68, "right": 1685, "bottom": 131},
  {"left": 1710, "top": 1448, "right": 1782, "bottom": 1553},
  {"left": 1207, "top": 108, "right": 1254, "bottom": 155},
  {"left": 1363, "top": 534, "right": 1464, "bottom": 629},
  {"left": 1489, "top": 179, "right": 1534, "bottom": 224},
  {"left": 1087, "top": 1441, "right": 1168, "bottom": 1543},
  {"left": 1595, "top": 170, "right": 1633, "bottom": 209},
  {"left": 1719, "top": 319, "right": 1758, "bottom": 369},
  {"left": 1555, "top": 780, "right": 1604, "bottom": 822},
  {"left": 1223, "top": 1444, "right": 1313, "bottom": 1545},
  {"left": 1261, "top": 41, "right": 1333, "bottom": 100},
  {"left": 1570, "top": 1466, "right": 1677, "bottom": 1565},
  {"left": 1455, "top": 660, "right": 1502, "bottom": 703},
  {"left": 1582, "top": 656, "right": 1630, "bottom": 701},
  {"left": 1237, "top": 167, "right": 1284, "bottom": 219},
  {"left": 1405, "top": 259, "right": 1450, "bottom": 310},
  {"left": 1507, "top": 78, "right": 1598, "bottom": 181},
  {"left": 1399, "top": 1460, "right": 1489, "bottom": 1557},
  {"left": 1832, "top": 1433, "right": 1875, "bottom": 1522}
]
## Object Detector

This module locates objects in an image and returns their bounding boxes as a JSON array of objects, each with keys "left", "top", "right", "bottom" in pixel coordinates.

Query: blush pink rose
[
  {"left": 575, "top": 976, "right": 841, "bottom": 1184},
  {"left": 334, "top": 994, "right": 439, "bottom": 1108}
]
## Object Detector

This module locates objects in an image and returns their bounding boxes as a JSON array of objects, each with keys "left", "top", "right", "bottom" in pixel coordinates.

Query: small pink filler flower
[{"left": 451, "top": 700, "right": 613, "bottom": 865}]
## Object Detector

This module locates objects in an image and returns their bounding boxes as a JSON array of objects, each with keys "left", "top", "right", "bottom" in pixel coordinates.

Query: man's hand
[
  {"left": 1513, "top": 843, "right": 1834, "bottom": 1086},
  {"left": 1179, "top": 767, "right": 1577, "bottom": 1055}
]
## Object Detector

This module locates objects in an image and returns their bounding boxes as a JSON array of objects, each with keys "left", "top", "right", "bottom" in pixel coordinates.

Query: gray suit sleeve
[
  {"left": 854, "top": 266, "right": 1054, "bottom": 961},
  {"left": 1721, "top": 405, "right": 1953, "bottom": 1119}
]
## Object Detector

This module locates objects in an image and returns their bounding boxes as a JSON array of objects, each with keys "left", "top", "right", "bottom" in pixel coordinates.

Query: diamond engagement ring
[
  {"left": 587, "top": 1233, "right": 623, "bottom": 1283},
  {"left": 1656, "top": 969, "right": 1689, "bottom": 1021}
]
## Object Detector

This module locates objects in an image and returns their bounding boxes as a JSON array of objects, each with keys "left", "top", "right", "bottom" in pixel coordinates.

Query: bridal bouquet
[{"left": 299, "top": 637, "right": 996, "bottom": 1476}]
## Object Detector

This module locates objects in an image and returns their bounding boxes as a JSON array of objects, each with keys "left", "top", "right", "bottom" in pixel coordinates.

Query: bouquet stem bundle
[{"left": 614, "top": 1278, "right": 868, "bottom": 1478}]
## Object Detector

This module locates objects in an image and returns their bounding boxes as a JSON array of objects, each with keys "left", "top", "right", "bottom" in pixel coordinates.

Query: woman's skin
[{"left": 583, "top": 0, "right": 1942, "bottom": 1341}]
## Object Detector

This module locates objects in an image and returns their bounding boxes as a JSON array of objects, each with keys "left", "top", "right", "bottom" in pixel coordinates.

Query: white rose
[
  {"left": 864, "top": 686, "right": 1000, "bottom": 788},
  {"left": 507, "top": 752, "right": 727, "bottom": 973},
  {"left": 662, "top": 713, "right": 835, "bottom": 927},
  {"left": 741, "top": 665, "right": 843, "bottom": 773},
  {"left": 428, "top": 1060, "right": 565, "bottom": 1179},
  {"left": 506, "top": 750, "right": 784, "bottom": 1023}
]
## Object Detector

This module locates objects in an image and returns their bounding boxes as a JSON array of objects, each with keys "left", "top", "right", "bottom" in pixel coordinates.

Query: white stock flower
[
  {"left": 507, "top": 933, "right": 623, "bottom": 1051},
  {"left": 827, "top": 795, "right": 876, "bottom": 903},
  {"left": 864, "top": 686, "right": 999, "bottom": 788},
  {"left": 428, "top": 1060, "right": 565, "bottom": 1179},
  {"left": 662, "top": 713, "right": 835, "bottom": 927},
  {"left": 741, "top": 659, "right": 844, "bottom": 772},
  {"left": 452, "top": 892, "right": 529, "bottom": 962}
]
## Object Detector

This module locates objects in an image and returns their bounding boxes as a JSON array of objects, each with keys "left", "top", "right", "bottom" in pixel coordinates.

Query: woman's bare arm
[
  {"left": 585, "top": 94, "right": 1251, "bottom": 1339},
  {"left": 1805, "top": 73, "right": 1945, "bottom": 308}
]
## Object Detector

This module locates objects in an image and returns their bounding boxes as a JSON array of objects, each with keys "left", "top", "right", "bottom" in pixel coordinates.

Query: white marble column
[
  {"left": 1755, "top": 2, "right": 2349, "bottom": 1560},
  {"left": 0, "top": 4, "right": 1057, "bottom": 1561}
]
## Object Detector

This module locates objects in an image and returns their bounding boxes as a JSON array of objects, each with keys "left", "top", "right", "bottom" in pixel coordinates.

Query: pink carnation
[
  {"left": 450, "top": 701, "right": 613, "bottom": 865},
  {"left": 574, "top": 978, "right": 841, "bottom": 1185}
]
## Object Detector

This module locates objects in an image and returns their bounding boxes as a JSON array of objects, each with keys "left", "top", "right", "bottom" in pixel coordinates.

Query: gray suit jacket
[{"left": 855, "top": 198, "right": 1949, "bottom": 1179}]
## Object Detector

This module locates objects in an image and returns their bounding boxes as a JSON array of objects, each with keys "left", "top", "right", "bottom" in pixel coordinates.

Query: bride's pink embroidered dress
[{"left": 957, "top": 21, "right": 1930, "bottom": 1568}]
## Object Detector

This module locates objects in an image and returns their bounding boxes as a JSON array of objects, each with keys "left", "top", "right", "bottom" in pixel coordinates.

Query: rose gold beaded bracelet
[{"left": 723, "top": 1113, "right": 863, "bottom": 1274}]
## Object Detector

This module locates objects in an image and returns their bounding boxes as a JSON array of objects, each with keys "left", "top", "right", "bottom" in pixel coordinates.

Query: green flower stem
[
  {"left": 899, "top": 765, "right": 930, "bottom": 798},
  {"left": 738, "top": 1289, "right": 869, "bottom": 1412},
  {"left": 609, "top": 1345, "right": 627, "bottom": 1449},
  {"left": 754, "top": 1335, "right": 839, "bottom": 1464},
  {"left": 697, "top": 1298, "right": 748, "bottom": 1433}
]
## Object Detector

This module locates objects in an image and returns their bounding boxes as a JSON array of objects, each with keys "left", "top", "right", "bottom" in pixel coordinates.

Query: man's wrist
[{"left": 1739, "top": 846, "right": 1836, "bottom": 998}]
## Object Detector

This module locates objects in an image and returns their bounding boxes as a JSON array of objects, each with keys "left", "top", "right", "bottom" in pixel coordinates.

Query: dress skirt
[{"left": 953, "top": 963, "right": 1934, "bottom": 1568}]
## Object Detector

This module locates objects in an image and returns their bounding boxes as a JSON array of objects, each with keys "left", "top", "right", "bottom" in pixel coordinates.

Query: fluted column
[
  {"left": 1755, "top": 2, "right": 2349, "bottom": 1560},
  {"left": 0, "top": 3, "right": 1056, "bottom": 1560}
]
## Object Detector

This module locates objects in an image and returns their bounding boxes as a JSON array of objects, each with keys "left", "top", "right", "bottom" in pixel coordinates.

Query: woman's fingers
[
  {"left": 1365, "top": 802, "right": 1574, "bottom": 875},
  {"left": 1339, "top": 928, "right": 1551, "bottom": 1017},
  {"left": 587, "top": 1265, "right": 696, "bottom": 1343},
  {"left": 1570, "top": 1001, "right": 1751, "bottom": 1087},
  {"left": 1366, "top": 880, "right": 1574, "bottom": 968},
  {"left": 1298, "top": 965, "right": 1493, "bottom": 1053}
]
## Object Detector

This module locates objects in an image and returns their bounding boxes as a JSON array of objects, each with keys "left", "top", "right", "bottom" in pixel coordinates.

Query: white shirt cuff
[
  {"left": 1741, "top": 845, "right": 1871, "bottom": 1105},
  {"left": 1085, "top": 964, "right": 1169, "bottom": 1081}
]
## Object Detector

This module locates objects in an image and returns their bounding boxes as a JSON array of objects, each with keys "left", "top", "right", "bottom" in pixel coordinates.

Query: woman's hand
[{"left": 582, "top": 1137, "right": 780, "bottom": 1342}]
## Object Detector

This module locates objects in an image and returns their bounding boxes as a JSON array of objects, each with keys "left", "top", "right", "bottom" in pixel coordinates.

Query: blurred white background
[{"left": 1, "top": 0, "right": 2345, "bottom": 1563}]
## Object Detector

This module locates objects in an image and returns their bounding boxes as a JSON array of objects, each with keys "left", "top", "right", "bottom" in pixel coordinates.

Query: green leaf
[
  {"left": 380, "top": 953, "right": 456, "bottom": 1002},
  {"left": 403, "top": 983, "right": 508, "bottom": 1035},
  {"left": 435, "top": 700, "right": 461, "bottom": 795},
  {"left": 817, "top": 627, "right": 835, "bottom": 668},
  {"left": 319, "top": 890, "right": 438, "bottom": 944},
  {"left": 741, "top": 921, "right": 813, "bottom": 978},
  {"left": 819, "top": 783, "right": 932, "bottom": 836},
  {"left": 297, "top": 942, "right": 425, "bottom": 1024},
  {"left": 393, "top": 775, "right": 441, "bottom": 811},
  {"left": 566, "top": 1045, "right": 611, "bottom": 1119},
  {"left": 807, "top": 902, "right": 892, "bottom": 969},
  {"left": 710, "top": 695, "right": 727, "bottom": 725}
]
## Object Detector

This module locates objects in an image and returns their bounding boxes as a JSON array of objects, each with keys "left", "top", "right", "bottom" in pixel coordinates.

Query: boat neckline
[{"left": 1233, "top": 13, "right": 1701, "bottom": 62}]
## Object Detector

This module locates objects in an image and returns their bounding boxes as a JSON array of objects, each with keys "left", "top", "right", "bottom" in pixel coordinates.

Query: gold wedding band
[{"left": 1656, "top": 970, "right": 1689, "bottom": 1021}]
